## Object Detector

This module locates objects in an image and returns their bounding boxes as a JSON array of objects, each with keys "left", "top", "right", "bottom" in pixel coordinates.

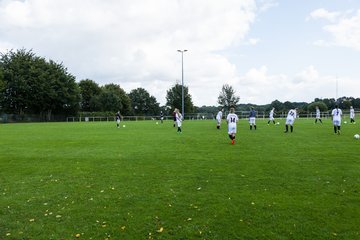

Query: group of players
[
  {"left": 115, "top": 105, "right": 356, "bottom": 145},
  {"left": 216, "top": 105, "right": 356, "bottom": 144}
]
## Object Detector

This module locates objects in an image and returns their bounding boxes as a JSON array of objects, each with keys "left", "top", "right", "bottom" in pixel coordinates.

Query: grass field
[{"left": 1, "top": 118, "right": 359, "bottom": 239}]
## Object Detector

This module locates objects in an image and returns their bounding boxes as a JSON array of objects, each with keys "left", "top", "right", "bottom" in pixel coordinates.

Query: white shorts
[
  {"left": 269, "top": 117, "right": 274, "bottom": 121},
  {"left": 249, "top": 117, "right": 256, "bottom": 125},
  {"left": 116, "top": 119, "right": 120, "bottom": 124},
  {"left": 176, "top": 120, "right": 182, "bottom": 127},
  {"left": 216, "top": 118, "right": 221, "bottom": 125},
  {"left": 286, "top": 118, "right": 294, "bottom": 125},
  {"left": 333, "top": 120, "right": 341, "bottom": 126},
  {"left": 228, "top": 124, "right": 237, "bottom": 134}
]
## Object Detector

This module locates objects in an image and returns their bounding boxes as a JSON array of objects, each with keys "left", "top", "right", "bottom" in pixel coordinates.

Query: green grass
[{"left": 0, "top": 119, "right": 359, "bottom": 239}]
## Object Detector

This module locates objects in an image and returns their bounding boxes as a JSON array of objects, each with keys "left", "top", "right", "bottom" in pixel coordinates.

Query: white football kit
[
  {"left": 176, "top": 112, "right": 183, "bottom": 127},
  {"left": 269, "top": 110, "right": 274, "bottom": 121},
  {"left": 286, "top": 109, "right": 297, "bottom": 125},
  {"left": 332, "top": 108, "right": 342, "bottom": 126},
  {"left": 350, "top": 108, "right": 355, "bottom": 119},
  {"left": 216, "top": 111, "right": 223, "bottom": 125},
  {"left": 227, "top": 113, "right": 239, "bottom": 134}
]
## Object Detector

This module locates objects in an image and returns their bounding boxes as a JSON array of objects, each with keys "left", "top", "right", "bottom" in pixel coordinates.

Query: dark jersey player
[
  {"left": 160, "top": 111, "right": 164, "bottom": 123},
  {"left": 116, "top": 111, "right": 121, "bottom": 128},
  {"left": 248, "top": 107, "right": 257, "bottom": 130}
]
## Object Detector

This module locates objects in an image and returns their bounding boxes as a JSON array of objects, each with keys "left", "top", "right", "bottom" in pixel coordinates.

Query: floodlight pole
[{"left": 177, "top": 49, "right": 187, "bottom": 118}]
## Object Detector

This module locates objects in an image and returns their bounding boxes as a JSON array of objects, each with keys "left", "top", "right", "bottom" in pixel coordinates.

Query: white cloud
[
  {"left": 237, "top": 66, "right": 289, "bottom": 104},
  {"left": 307, "top": 8, "right": 341, "bottom": 22},
  {"left": 293, "top": 65, "right": 319, "bottom": 84},
  {"left": 257, "top": 0, "right": 278, "bottom": 13},
  {"left": 309, "top": 8, "right": 360, "bottom": 51},
  {"left": 323, "top": 9, "right": 360, "bottom": 50},
  {"left": 236, "top": 65, "right": 359, "bottom": 104},
  {"left": 0, "top": 0, "right": 258, "bottom": 106},
  {"left": 242, "top": 37, "right": 260, "bottom": 45}
]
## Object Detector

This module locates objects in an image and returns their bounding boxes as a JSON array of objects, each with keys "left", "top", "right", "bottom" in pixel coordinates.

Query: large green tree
[
  {"left": 217, "top": 84, "right": 240, "bottom": 110},
  {"left": 79, "top": 79, "right": 101, "bottom": 111},
  {"left": 307, "top": 101, "right": 328, "bottom": 112},
  {"left": 99, "top": 84, "right": 132, "bottom": 114},
  {"left": 0, "top": 49, "right": 80, "bottom": 118},
  {"left": 166, "top": 83, "right": 194, "bottom": 113},
  {"left": 270, "top": 100, "right": 284, "bottom": 112},
  {"left": 128, "top": 87, "right": 160, "bottom": 115}
]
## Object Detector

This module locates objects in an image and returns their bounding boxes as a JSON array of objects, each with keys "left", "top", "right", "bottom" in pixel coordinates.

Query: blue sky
[
  {"left": 0, "top": 0, "right": 359, "bottom": 106},
  {"left": 238, "top": 0, "right": 360, "bottom": 77}
]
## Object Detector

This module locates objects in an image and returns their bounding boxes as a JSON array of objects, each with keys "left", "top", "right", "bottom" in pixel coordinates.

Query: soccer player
[
  {"left": 216, "top": 108, "right": 223, "bottom": 129},
  {"left": 332, "top": 105, "right": 342, "bottom": 134},
  {"left": 248, "top": 107, "right": 257, "bottom": 130},
  {"left": 160, "top": 111, "right": 164, "bottom": 124},
  {"left": 267, "top": 107, "right": 276, "bottom": 125},
  {"left": 226, "top": 107, "right": 239, "bottom": 144},
  {"left": 115, "top": 111, "right": 121, "bottom": 128},
  {"left": 350, "top": 106, "right": 356, "bottom": 124},
  {"left": 284, "top": 108, "right": 297, "bottom": 133},
  {"left": 175, "top": 108, "right": 183, "bottom": 133},
  {"left": 315, "top": 106, "right": 322, "bottom": 124}
]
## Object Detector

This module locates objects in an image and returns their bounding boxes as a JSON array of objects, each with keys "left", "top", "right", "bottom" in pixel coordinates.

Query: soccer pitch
[{"left": 1, "top": 119, "right": 359, "bottom": 239}]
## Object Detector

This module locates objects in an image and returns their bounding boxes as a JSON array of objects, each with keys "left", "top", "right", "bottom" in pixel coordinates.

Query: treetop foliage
[
  {"left": 218, "top": 84, "right": 240, "bottom": 110},
  {"left": 166, "top": 83, "right": 195, "bottom": 113},
  {"left": 0, "top": 49, "right": 80, "bottom": 119}
]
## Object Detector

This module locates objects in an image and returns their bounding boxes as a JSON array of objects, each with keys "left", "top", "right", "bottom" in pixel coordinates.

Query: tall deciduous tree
[
  {"left": 79, "top": 79, "right": 101, "bottom": 111},
  {"left": 166, "top": 83, "right": 194, "bottom": 113},
  {"left": 128, "top": 87, "right": 160, "bottom": 115},
  {"left": 217, "top": 84, "right": 240, "bottom": 109},
  {"left": 0, "top": 49, "right": 80, "bottom": 118},
  {"left": 270, "top": 100, "right": 283, "bottom": 111},
  {"left": 307, "top": 101, "right": 328, "bottom": 112},
  {"left": 100, "top": 84, "right": 132, "bottom": 114}
]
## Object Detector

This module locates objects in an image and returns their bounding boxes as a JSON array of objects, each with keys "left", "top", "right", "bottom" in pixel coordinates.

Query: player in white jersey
[
  {"left": 284, "top": 108, "right": 297, "bottom": 133},
  {"left": 175, "top": 108, "right": 183, "bottom": 133},
  {"left": 226, "top": 108, "right": 239, "bottom": 144},
  {"left": 216, "top": 108, "right": 224, "bottom": 129},
  {"left": 267, "top": 108, "right": 275, "bottom": 125},
  {"left": 332, "top": 105, "right": 342, "bottom": 134},
  {"left": 350, "top": 106, "right": 355, "bottom": 124},
  {"left": 315, "top": 106, "right": 322, "bottom": 124}
]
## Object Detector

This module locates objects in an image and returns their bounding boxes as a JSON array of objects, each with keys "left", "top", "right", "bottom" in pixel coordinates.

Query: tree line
[
  {"left": 0, "top": 49, "right": 359, "bottom": 120},
  {"left": 0, "top": 49, "right": 195, "bottom": 119}
]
